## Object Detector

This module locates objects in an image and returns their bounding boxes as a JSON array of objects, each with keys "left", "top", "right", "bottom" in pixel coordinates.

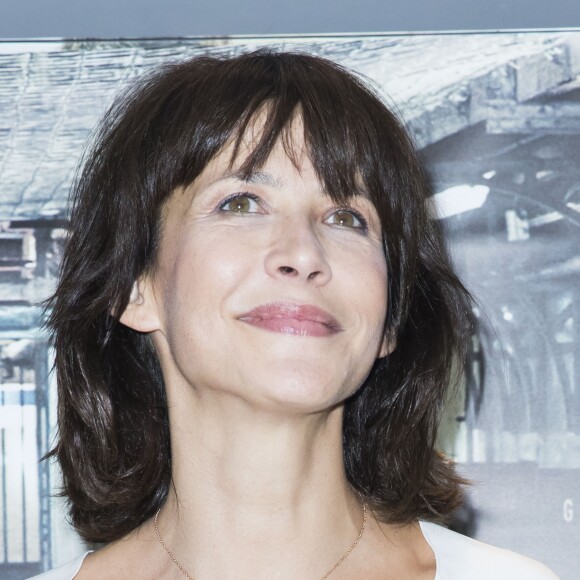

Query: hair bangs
[
  {"left": 159, "top": 51, "right": 387, "bottom": 210},
  {"left": 223, "top": 58, "right": 390, "bottom": 209}
]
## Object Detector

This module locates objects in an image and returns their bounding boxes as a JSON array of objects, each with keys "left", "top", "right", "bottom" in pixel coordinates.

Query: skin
[{"left": 76, "top": 118, "right": 436, "bottom": 579}]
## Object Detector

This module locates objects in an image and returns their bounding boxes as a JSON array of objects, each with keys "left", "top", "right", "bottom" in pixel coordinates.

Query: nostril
[{"left": 279, "top": 266, "right": 296, "bottom": 275}]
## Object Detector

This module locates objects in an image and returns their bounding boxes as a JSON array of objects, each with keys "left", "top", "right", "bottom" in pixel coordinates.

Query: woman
[{"left": 32, "top": 50, "right": 557, "bottom": 579}]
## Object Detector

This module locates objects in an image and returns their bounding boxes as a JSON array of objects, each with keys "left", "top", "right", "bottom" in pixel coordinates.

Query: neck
[{"left": 156, "top": 388, "right": 363, "bottom": 579}]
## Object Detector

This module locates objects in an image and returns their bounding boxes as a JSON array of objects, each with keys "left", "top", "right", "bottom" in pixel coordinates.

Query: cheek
[
  {"left": 160, "top": 231, "right": 253, "bottom": 331},
  {"left": 346, "top": 248, "right": 388, "bottom": 317},
  {"left": 352, "top": 251, "right": 389, "bottom": 354}
]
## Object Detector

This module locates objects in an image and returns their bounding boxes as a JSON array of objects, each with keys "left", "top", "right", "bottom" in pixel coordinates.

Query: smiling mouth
[{"left": 238, "top": 302, "right": 342, "bottom": 337}]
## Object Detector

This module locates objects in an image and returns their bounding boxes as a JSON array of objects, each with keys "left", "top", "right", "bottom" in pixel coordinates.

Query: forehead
[{"left": 190, "top": 114, "right": 371, "bottom": 201}]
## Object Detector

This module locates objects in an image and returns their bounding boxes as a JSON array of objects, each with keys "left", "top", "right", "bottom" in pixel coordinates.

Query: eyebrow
[
  {"left": 222, "top": 169, "right": 287, "bottom": 189},
  {"left": 213, "top": 169, "right": 371, "bottom": 200}
]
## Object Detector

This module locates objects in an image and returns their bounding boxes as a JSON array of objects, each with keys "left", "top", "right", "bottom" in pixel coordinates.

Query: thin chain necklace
[{"left": 154, "top": 504, "right": 367, "bottom": 579}]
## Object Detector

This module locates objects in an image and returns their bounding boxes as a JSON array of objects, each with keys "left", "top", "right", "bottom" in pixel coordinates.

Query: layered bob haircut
[{"left": 47, "top": 49, "right": 475, "bottom": 542}]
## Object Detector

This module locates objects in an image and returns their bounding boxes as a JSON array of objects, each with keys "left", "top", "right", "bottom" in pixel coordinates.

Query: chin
[{"left": 247, "top": 370, "right": 355, "bottom": 415}]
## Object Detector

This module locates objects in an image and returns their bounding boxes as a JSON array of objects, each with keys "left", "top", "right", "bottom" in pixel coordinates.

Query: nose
[{"left": 264, "top": 217, "right": 332, "bottom": 285}]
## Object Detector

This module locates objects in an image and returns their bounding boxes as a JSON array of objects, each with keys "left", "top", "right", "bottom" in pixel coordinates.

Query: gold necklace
[{"left": 154, "top": 504, "right": 367, "bottom": 579}]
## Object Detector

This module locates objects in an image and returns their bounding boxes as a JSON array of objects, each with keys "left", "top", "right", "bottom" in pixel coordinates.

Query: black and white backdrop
[{"left": 0, "top": 31, "right": 578, "bottom": 579}]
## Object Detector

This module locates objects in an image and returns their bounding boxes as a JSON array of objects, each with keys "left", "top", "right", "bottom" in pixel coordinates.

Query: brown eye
[
  {"left": 333, "top": 210, "right": 356, "bottom": 227},
  {"left": 219, "top": 194, "right": 260, "bottom": 214},
  {"left": 327, "top": 209, "right": 367, "bottom": 232},
  {"left": 228, "top": 197, "right": 250, "bottom": 212}
]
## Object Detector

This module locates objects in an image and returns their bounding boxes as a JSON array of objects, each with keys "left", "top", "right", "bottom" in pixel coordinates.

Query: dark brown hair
[{"left": 46, "top": 49, "right": 475, "bottom": 542}]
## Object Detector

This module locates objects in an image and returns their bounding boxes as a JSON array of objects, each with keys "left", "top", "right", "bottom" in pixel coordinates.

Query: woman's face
[{"left": 131, "top": 119, "right": 389, "bottom": 414}]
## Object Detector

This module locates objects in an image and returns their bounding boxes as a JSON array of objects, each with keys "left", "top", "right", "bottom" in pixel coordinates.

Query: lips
[{"left": 238, "top": 301, "right": 342, "bottom": 337}]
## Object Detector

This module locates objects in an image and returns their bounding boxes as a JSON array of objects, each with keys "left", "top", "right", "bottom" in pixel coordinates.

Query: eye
[
  {"left": 218, "top": 193, "right": 261, "bottom": 214},
  {"left": 326, "top": 208, "right": 368, "bottom": 232}
]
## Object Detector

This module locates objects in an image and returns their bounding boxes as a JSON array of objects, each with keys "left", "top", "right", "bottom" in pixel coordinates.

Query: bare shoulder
[
  {"left": 419, "top": 521, "right": 559, "bottom": 580},
  {"left": 66, "top": 521, "right": 170, "bottom": 580}
]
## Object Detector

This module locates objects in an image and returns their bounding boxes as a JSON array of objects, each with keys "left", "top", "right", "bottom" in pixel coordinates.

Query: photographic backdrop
[{"left": 0, "top": 31, "right": 578, "bottom": 579}]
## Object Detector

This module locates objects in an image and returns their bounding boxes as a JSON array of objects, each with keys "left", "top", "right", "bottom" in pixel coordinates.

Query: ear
[
  {"left": 119, "top": 278, "right": 161, "bottom": 333},
  {"left": 378, "top": 333, "right": 396, "bottom": 358}
]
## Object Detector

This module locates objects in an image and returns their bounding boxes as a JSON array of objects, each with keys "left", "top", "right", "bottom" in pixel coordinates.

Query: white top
[
  {"left": 419, "top": 521, "right": 559, "bottom": 579},
  {"left": 27, "top": 521, "right": 559, "bottom": 579}
]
